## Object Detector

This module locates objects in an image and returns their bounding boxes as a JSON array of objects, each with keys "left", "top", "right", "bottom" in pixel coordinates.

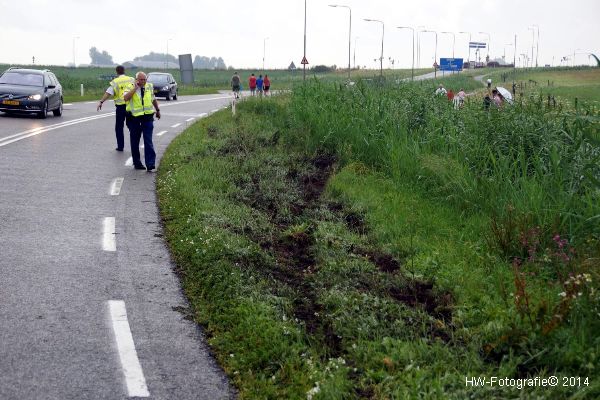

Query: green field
[
  {"left": 0, "top": 63, "right": 432, "bottom": 103},
  {"left": 156, "top": 75, "right": 600, "bottom": 398},
  {"left": 484, "top": 67, "right": 600, "bottom": 106}
]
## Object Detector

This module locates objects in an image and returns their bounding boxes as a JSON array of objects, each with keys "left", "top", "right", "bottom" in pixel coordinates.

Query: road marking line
[
  {"left": 102, "top": 217, "right": 116, "bottom": 252},
  {"left": 0, "top": 95, "right": 228, "bottom": 149},
  {"left": 156, "top": 130, "right": 168, "bottom": 137},
  {"left": 185, "top": 117, "right": 194, "bottom": 122},
  {"left": 170, "top": 123, "right": 181, "bottom": 128},
  {"left": 108, "top": 300, "right": 150, "bottom": 398},
  {"left": 110, "top": 178, "right": 124, "bottom": 196},
  {"left": 125, "top": 157, "right": 133, "bottom": 167},
  {"left": 86, "top": 101, "right": 97, "bottom": 104},
  {"left": 63, "top": 103, "right": 73, "bottom": 106},
  {"left": 211, "top": 109, "right": 220, "bottom": 113},
  {"left": 198, "top": 113, "right": 208, "bottom": 117},
  {"left": 0, "top": 113, "right": 114, "bottom": 147}
]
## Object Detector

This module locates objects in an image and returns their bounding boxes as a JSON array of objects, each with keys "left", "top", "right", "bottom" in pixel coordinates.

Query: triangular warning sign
[{"left": 301, "top": 56, "right": 309, "bottom": 65}]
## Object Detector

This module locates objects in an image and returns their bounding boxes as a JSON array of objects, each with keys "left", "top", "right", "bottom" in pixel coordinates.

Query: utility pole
[{"left": 303, "top": 0, "right": 307, "bottom": 81}]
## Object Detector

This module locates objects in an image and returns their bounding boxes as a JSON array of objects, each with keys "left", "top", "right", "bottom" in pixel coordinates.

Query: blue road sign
[{"left": 439, "top": 58, "right": 464, "bottom": 71}]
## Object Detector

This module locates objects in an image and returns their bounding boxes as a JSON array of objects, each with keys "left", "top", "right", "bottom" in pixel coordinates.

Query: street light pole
[
  {"left": 166, "top": 38, "right": 172, "bottom": 69},
  {"left": 478, "top": 31, "right": 490, "bottom": 61},
  {"left": 532, "top": 24, "right": 540, "bottom": 67},
  {"left": 263, "top": 37, "right": 269, "bottom": 71},
  {"left": 329, "top": 4, "right": 352, "bottom": 80},
  {"left": 303, "top": 0, "right": 307, "bottom": 81},
  {"left": 421, "top": 30, "right": 438, "bottom": 78},
  {"left": 72, "top": 36, "right": 79, "bottom": 67},
  {"left": 459, "top": 31, "right": 471, "bottom": 65},
  {"left": 528, "top": 27, "right": 535, "bottom": 68},
  {"left": 353, "top": 36, "right": 359, "bottom": 69},
  {"left": 397, "top": 26, "right": 414, "bottom": 80},
  {"left": 441, "top": 31, "right": 455, "bottom": 58},
  {"left": 364, "top": 19, "right": 385, "bottom": 77}
]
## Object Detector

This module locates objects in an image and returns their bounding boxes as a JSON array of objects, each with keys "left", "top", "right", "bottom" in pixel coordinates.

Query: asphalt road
[{"left": 0, "top": 94, "right": 235, "bottom": 399}]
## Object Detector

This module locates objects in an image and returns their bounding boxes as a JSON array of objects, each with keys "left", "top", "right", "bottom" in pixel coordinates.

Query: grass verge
[{"left": 157, "top": 90, "right": 599, "bottom": 399}]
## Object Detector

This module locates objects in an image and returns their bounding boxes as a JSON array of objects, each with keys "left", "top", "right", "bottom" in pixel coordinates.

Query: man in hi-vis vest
[
  {"left": 97, "top": 65, "right": 135, "bottom": 151},
  {"left": 123, "top": 71, "right": 161, "bottom": 171}
]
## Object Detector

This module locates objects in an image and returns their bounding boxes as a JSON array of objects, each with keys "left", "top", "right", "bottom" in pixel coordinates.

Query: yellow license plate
[{"left": 2, "top": 100, "right": 19, "bottom": 105}]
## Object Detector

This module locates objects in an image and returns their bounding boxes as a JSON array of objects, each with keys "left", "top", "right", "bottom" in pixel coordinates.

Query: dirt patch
[{"left": 389, "top": 281, "right": 453, "bottom": 322}]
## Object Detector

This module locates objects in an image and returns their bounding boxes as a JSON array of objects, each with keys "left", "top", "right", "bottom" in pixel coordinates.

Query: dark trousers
[
  {"left": 115, "top": 104, "right": 127, "bottom": 150},
  {"left": 127, "top": 115, "right": 156, "bottom": 168}
]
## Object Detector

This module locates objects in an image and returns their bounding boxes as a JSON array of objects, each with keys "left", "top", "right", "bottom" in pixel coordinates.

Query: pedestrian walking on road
[
  {"left": 248, "top": 73, "right": 257, "bottom": 96},
  {"left": 256, "top": 74, "right": 264, "bottom": 97},
  {"left": 123, "top": 72, "right": 161, "bottom": 171},
  {"left": 263, "top": 74, "right": 271, "bottom": 96},
  {"left": 231, "top": 72, "right": 241, "bottom": 99},
  {"left": 97, "top": 65, "right": 135, "bottom": 151}
]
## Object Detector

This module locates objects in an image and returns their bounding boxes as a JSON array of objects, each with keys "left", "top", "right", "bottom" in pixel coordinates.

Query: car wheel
[
  {"left": 173, "top": 90, "right": 178, "bottom": 100},
  {"left": 53, "top": 99, "right": 63, "bottom": 117},
  {"left": 165, "top": 92, "right": 171, "bottom": 101},
  {"left": 38, "top": 100, "right": 48, "bottom": 119}
]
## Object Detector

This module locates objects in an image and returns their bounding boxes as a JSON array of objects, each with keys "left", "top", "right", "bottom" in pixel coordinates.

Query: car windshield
[
  {"left": 148, "top": 75, "right": 169, "bottom": 84},
  {"left": 0, "top": 72, "right": 44, "bottom": 86}
]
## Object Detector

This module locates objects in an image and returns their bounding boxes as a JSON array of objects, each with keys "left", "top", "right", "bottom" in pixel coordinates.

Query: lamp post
[
  {"left": 166, "top": 38, "right": 172, "bottom": 69},
  {"left": 416, "top": 25, "right": 425, "bottom": 68},
  {"left": 528, "top": 27, "right": 535, "bottom": 68},
  {"left": 441, "top": 31, "right": 455, "bottom": 58},
  {"left": 478, "top": 31, "right": 490, "bottom": 60},
  {"left": 364, "top": 18, "right": 385, "bottom": 77},
  {"left": 263, "top": 37, "right": 269, "bottom": 71},
  {"left": 329, "top": 4, "right": 352, "bottom": 80},
  {"left": 397, "top": 26, "right": 414, "bottom": 80},
  {"left": 532, "top": 24, "right": 540, "bottom": 67},
  {"left": 421, "top": 29, "right": 438, "bottom": 77},
  {"left": 353, "top": 36, "right": 359, "bottom": 69},
  {"left": 303, "top": 0, "right": 307, "bottom": 81},
  {"left": 72, "top": 36, "right": 79, "bottom": 67},
  {"left": 459, "top": 31, "right": 471, "bottom": 64}
]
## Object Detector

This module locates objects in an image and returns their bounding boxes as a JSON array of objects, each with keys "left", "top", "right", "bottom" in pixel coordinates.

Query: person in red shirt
[
  {"left": 447, "top": 89, "right": 454, "bottom": 101},
  {"left": 248, "top": 73, "right": 257, "bottom": 96},
  {"left": 263, "top": 75, "right": 271, "bottom": 96}
]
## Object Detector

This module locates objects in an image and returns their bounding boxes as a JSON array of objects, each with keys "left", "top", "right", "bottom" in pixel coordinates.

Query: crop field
[{"left": 156, "top": 73, "right": 600, "bottom": 399}]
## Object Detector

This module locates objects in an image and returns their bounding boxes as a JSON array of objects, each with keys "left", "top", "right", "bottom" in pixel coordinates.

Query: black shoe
[
  {"left": 115, "top": 148, "right": 124, "bottom": 151},
  {"left": 146, "top": 166, "right": 155, "bottom": 172},
  {"left": 134, "top": 164, "right": 146, "bottom": 170}
]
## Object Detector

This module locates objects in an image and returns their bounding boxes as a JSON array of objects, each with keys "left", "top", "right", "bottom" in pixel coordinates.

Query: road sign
[
  {"left": 469, "top": 41, "right": 487, "bottom": 49},
  {"left": 439, "top": 58, "right": 464, "bottom": 71},
  {"left": 301, "top": 56, "right": 309, "bottom": 65}
]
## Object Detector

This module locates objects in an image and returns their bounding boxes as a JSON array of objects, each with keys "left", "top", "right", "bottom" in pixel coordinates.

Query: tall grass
[{"left": 289, "top": 79, "right": 600, "bottom": 241}]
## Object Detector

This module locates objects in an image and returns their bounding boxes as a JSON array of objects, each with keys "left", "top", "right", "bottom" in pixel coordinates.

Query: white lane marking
[
  {"left": 110, "top": 178, "right": 124, "bottom": 196},
  {"left": 63, "top": 103, "right": 73, "bottom": 106},
  {"left": 108, "top": 300, "right": 150, "bottom": 398},
  {"left": 156, "top": 130, "right": 168, "bottom": 137},
  {"left": 102, "top": 217, "right": 116, "bottom": 252},
  {"left": 86, "top": 101, "right": 97, "bottom": 104},
  {"left": 0, "top": 113, "right": 115, "bottom": 147},
  {"left": 198, "top": 113, "right": 207, "bottom": 118},
  {"left": 185, "top": 117, "right": 194, "bottom": 122},
  {"left": 211, "top": 109, "right": 220, "bottom": 113},
  {"left": 170, "top": 123, "right": 181, "bottom": 128},
  {"left": 0, "top": 95, "right": 228, "bottom": 149},
  {"left": 125, "top": 157, "right": 133, "bottom": 167}
]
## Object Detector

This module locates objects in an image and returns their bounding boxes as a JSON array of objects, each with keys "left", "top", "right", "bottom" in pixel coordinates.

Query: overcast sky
[{"left": 1, "top": 0, "right": 599, "bottom": 69}]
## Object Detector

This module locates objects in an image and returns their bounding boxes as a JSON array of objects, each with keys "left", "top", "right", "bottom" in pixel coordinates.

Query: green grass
[{"left": 156, "top": 88, "right": 600, "bottom": 398}]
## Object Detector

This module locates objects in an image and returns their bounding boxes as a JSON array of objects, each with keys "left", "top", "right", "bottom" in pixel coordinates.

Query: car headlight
[
  {"left": 28, "top": 94, "right": 42, "bottom": 100},
  {"left": 162, "top": 85, "right": 170, "bottom": 91}
]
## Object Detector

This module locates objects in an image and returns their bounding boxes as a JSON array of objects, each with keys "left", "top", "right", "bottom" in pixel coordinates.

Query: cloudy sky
[{"left": 1, "top": 0, "right": 598, "bottom": 69}]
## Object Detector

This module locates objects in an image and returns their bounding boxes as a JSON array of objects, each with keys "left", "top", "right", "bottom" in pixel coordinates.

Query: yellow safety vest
[
  {"left": 110, "top": 75, "right": 135, "bottom": 105},
  {"left": 125, "top": 83, "right": 155, "bottom": 117}
]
